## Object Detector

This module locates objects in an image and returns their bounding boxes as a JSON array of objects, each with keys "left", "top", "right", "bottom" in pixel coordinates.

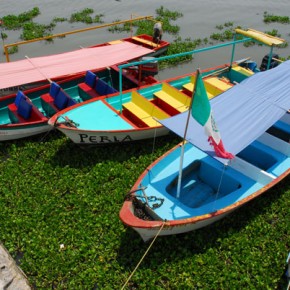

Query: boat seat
[
  {"left": 95, "top": 78, "right": 118, "bottom": 96},
  {"left": 154, "top": 82, "right": 191, "bottom": 113},
  {"left": 122, "top": 91, "right": 169, "bottom": 127},
  {"left": 41, "top": 82, "right": 77, "bottom": 116},
  {"left": 231, "top": 65, "right": 254, "bottom": 77},
  {"left": 8, "top": 90, "right": 45, "bottom": 123},
  {"left": 78, "top": 71, "right": 99, "bottom": 100},
  {"left": 229, "top": 65, "right": 255, "bottom": 83},
  {"left": 131, "top": 36, "right": 159, "bottom": 48},
  {"left": 183, "top": 75, "right": 233, "bottom": 99}
]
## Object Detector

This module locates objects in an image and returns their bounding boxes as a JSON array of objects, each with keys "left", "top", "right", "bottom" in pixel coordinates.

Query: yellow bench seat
[
  {"left": 182, "top": 75, "right": 233, "bottom": 99},
  {"left": 231, "top": 66, "right": 254, "bottom": 76},
  {"left": 122, "top": 91, "right": 169, "bottom": 127},
  {"left": 205, "top": 77, "right": 233, "bottom": 91},
  {"left": 131, "top": 36, "right": 159, "bottom": 48},
  {"left": 154, "top": 91, "right": 189, "bottom": 112},
  {"left": 154, "top": 83, "right": 191, "bottom": 113},
  {"left": 182, "top": 82, "right": 214, "bottom": 99}
]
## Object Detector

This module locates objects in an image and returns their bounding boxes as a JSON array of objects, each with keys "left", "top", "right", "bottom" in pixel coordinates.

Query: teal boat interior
[{"left": 0, "top": 67, "right": 142, "bottom": 126}]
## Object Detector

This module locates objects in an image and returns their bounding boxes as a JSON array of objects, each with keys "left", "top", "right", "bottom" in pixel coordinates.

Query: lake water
[{"left": 1, "top": 0, "right": 289, "bottom": 78}]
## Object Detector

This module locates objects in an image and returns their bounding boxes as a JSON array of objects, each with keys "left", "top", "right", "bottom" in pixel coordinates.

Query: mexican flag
[{"left": 191, "top": 71, "right": 234, "bottom": 159}]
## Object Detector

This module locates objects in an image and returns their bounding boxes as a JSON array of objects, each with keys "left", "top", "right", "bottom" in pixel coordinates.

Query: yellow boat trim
[{"left": 235, "top": 28, "right": 285, "bottom": 46}]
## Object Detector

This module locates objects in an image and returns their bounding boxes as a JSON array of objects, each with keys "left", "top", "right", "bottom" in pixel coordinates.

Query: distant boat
[
  {"left": 0, "top": 34, "right": 169, "bottom": 96},
  {"left": 119, "top": 61, "right": 290, "bottom": 242}
]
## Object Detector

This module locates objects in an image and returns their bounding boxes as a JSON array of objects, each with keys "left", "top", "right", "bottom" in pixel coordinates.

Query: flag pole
[{"left": 176, "top": 69, "right": 201, "bottom": 198}]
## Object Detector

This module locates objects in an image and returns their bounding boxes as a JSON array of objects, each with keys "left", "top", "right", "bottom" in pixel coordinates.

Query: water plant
[
  {"left": 69, "top": 8, "right": 104, "bottom": 24},
  {"left": 263, "top": 12, "right": 290, "bottom": 24},
  {"left": 1, "top": 7, "right": 40, "bottom": 30},
  {"left": 20, "top": 22, "right": 55, "bottom": 41},
  {"left": 0, "top": 132, "right": 288, "bottom": 289}
]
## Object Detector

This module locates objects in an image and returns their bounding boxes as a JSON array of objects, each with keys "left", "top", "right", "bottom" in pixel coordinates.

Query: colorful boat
[
  {"left": 0, "top": 61, "right": 160, "bottom": 141},
  {"left": 119, "top": 61, "right": 290, "bottom": 242},
  {"left": 0, "top": 34, "right": 168, "bottom": 141},
  {"left": 48, "top": 28, "right": 285, "bottom": 145},
  {"left": 0, "top": 34, "right": 169, "bottom": 95},
  {"left": 48, "top": 62, "right": 252, "bottom": 144}
]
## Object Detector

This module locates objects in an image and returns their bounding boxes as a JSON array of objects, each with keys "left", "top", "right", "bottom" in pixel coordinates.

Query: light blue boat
[{"left": 119, "top": 61, "right": 290, "bottom": 242}]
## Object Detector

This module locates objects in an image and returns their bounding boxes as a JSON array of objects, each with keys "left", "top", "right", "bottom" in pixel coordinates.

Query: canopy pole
[
  {"left": 176, "top": 69, "right": 200, "bottom": 198},
  {"left": 230, "top": 33, "right": 237, "bottom": 68},
  {"left": 25, "top": 55, "right": 52, "bottom": 84},
  {"left": 267, "top": 46, "right": 274, "bottom": 70},
  {"left": 119, "top": 67, "right": 123, "bottom": 113}
]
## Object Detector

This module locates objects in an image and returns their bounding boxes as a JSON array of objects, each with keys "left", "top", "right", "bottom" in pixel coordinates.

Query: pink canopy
[{"left": 0, "top": 42, "right": 153, "bottom": 89}]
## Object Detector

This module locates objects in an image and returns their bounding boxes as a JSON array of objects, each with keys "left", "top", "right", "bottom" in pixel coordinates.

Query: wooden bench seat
[
  {"left": 122, "top": 91, "right": 169, "bottom": 127},
  {"left": 231, "top": 65, "right": 254, "bottom": 77},
  {"left": 131, "top": 36, "right": 159, "bottom": 48},
  {"left": 154, "top": 82, "right": 191, "bottom": 113},
  {"left": 183, "top": 75, "right": 233, "bottom": 99}
]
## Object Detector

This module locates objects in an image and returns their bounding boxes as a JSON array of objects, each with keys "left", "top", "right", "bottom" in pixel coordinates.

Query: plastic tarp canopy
[
  {"left": 0, "top": 42, "right": 153, "bottom": 89},
  {"left": 160, "top": 60, "right": 290, "bottom": 161}
]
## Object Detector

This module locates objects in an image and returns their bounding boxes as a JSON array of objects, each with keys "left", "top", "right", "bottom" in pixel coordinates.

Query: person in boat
[{"left": 153, "top": 22, "right": 163, "bottom": 44}]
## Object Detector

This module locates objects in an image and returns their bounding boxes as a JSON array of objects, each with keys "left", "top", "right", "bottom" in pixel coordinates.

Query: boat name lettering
[{"left": 79, "top": 134, "right": 133, "bottom": 143}]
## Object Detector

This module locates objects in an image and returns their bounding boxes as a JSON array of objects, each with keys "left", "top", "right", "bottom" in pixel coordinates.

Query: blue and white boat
[{"left": 119, "top": 61, "right": 290, "bottom": 242}]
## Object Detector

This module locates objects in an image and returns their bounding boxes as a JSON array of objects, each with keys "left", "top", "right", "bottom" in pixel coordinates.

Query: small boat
[
  {"left": 0, "top": 61, "right": 160, "bottom": 141},
  {"left": 49, "top": 62, "right": 252, "bottom": 144},
  {"left": 119, "top": 61, "right": 290, "bottom": 242},
  {"left": 0, "top": 34, "right": 169, "bottom": 95}
]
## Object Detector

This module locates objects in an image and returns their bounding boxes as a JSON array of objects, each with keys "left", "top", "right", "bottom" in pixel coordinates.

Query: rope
[
  {"left": 212, "top": 161, "right": 229, "bottom": 211},
  {"left": 121, "top": 221, "right": 166, "bottom": 290},
  {"left": 151, "top": 125, "right": 158, "bottom": 156}
]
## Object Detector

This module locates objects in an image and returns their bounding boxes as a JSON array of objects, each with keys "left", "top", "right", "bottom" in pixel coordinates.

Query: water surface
[{"left": 1, "top": 0, "right": 289, "bottom": 77}]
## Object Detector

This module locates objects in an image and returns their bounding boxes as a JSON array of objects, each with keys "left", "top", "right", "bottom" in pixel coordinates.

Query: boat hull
[
  {"left": 0, "top": 123, "right": 51, "bottom": 141},
  {"left": 121, "top": 204, "right": 235, "bottom": 242},
  {"left": 54, "top": 126, "right": 170, "bottom": 145}
]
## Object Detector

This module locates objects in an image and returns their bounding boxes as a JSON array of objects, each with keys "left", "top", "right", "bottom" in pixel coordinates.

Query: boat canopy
[
  {"left": 235, "top": 28, "right": 285, "bottom": 46},
  {"left": 160, "top": 61, "right": 290, "bottom": 161},
  {"left": 0, "top": 42, "right": 153, "bottom": 90}
]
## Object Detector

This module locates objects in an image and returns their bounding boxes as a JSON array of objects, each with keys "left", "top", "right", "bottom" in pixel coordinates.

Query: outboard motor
[
  {"left": 260, "top": 53, "right": 279, "bottom": 71},
  {"left": 139, "top": 57, "right": 158, "bottom": 77}
]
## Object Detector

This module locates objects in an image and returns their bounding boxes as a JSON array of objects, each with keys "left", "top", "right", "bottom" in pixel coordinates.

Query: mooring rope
[
  {"left": 151, "top": 125, "right": 158, "bottom": 156},
  {"left": 121, "top": 221, "right": 166, "bottom": 290}
]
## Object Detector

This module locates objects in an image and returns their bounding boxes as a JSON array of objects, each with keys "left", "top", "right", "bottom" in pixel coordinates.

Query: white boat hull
[
  {"left": 56, "top": 126, "right": 170, "bottom": 145},
  {"left": 132, "top": 209, "right": 235, "bottom": 242},
  {"left": 0, "top": 124, "right": 51, "bottom": 141}
]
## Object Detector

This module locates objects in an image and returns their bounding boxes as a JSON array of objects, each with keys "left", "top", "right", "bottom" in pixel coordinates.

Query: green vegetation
[
  {"left": 7, "top": 45, "right": 18, "bottom": 54},
  {"left": 1, "top": 7, "right": 290, "bottom": 60},
  {"left": 263, "top": 11, "right": 290, "bottom": 24},
  {"left": 1, "top": 7, "right": 40, "bottom": 29},
  {"left": 0, "top": 132, "right": 289, "bottom": 289},
  {"left": 0, "top": 5, "right": 289, "bottom": 290},
  {"left": 20, "top": 22, "right": 55, "bottom": 41},
  {"left": 53, "top": 17, "right": 67, "bottom": 23},
  {"left": 69, "top": 8, "right": 104, "bottom": 24}
]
